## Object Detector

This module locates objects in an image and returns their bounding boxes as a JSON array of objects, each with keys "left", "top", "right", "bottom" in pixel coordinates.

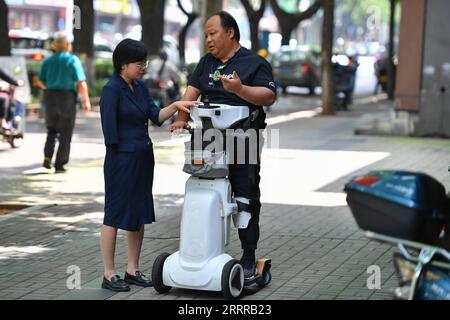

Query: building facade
[{"left": 396, "top": 0, "right": 450, "bottom": 137}]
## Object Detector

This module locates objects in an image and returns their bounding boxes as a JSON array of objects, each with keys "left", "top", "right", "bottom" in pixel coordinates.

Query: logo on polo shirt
[{"left": 209, "top": 73, "right": 234, "bottom": 82}]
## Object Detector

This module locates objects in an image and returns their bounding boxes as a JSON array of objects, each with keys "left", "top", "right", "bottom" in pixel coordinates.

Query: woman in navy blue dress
[{"left": 99, "top": 39, "right": 197, "bottom": 292}]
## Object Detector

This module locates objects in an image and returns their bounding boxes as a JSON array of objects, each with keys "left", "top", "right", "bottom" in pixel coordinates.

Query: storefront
[{"left": 6, "top": 0, "right": 73, "bottom": 35}]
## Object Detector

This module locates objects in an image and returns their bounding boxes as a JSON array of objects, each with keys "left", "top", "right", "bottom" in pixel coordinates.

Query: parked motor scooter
[
  {"left": 164, "top": 78, "right": 181, "bottom": 124},
  {"left": 143, "top": 75, "right": 181, "bottom": 124},
  {"left": 165, "top": 79, "right": 181, "bottom": 104},
  {"left": 333, "top": 54, "right": 358, "bottom": 111},
  {"left": 144, "top": 76, "right": 166, "bottom": 109},
  {"left": 344, "top": 169, "right": 450, "bottom": 300},
  {"left": 0, "top": 82, "right": 25, "bottom": 148}
]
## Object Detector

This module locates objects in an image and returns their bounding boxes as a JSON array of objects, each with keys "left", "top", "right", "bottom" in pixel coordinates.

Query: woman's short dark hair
[
  {"left": 209, "top": 11, "right": 240, "bottom": 42},
  {"left": 113, "top": 39, "right": 147, "bottom": 74}
]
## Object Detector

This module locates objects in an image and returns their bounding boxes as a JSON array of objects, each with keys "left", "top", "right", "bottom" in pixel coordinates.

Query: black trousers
[
  {"left": 227, "top": 130, "right": 264, "bottom": 252},
  {"left": 0, "top": 97, "right": 6, "bottom": 119},
  {"left": 43, "top": 89, "right": 76, "bottom": 168},
  {"left": 0, "top": 96, "right": 11, "bottom": 120},
  {"left": 229, "top": 163, "right": 262, "bottom": 252}
]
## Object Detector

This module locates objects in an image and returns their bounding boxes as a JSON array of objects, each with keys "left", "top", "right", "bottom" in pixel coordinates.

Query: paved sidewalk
[{"left": 1, "top": 97, "right": 449, "bottom": 300}]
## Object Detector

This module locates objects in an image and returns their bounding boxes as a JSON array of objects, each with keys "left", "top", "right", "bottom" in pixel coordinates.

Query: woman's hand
[
  {"left": 159, "top": 101, "right": 199, "bottom": 124},
  {"left": 173, "top": 101, "right": 199, "bottom": 114}
]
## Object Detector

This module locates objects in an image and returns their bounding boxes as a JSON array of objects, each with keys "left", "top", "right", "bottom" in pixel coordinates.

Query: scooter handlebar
[{"left": 170, "top": 128, "right": 194, "bottom": 135}]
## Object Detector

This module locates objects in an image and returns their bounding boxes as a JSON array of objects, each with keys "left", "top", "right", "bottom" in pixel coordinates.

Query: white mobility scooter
[{"left": 152, "top": 102, "right": 271, "bottom": 299}]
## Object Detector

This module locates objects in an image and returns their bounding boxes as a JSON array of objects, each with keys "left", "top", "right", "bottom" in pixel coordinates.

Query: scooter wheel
[
  {"left": 152, "top": 252, "right": 172, "bottom": 294},
  {"left": 10, "top": 136, "right": 23, "bottom": 148},
  {"left": 258, "top": 270, "right": 272, "bottom": 287},
  {"left": 221, "top": 259, "right": 244, "bottom": 299}
]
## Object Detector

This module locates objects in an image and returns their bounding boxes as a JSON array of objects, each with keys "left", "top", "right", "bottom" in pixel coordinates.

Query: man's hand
[
  {"left": 220, "top": 71, "right": 242, "bottom": 95},
  {"left": 37, "top": 80, "right": 46, "bottom": 90},
  {"left": 77, "top": 80, "right": 90, "bottom": 112},
  {"left": 170, "top": 120, "right": 190, "bottom": 132},
  {"left": 81, "top": 100, "right": 91, "bottom": 113},
  {"left": 220, "top": 72, "right": 276, "bottom": 106}
]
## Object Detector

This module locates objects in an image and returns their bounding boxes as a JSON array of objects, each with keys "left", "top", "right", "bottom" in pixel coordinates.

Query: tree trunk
[
  {"left": 270, "top": 0, "right": 322, "bottom": 46},
  {"left": 280, "top": 25, "right": 295, "bottom": 46},
  {"left": 137, "top": 0, "right": 165, "bottom": 57},
  {"left": 241, "top": 0, "right": 266, "bottom": 52},
  {"left": 321, "top": 0, "right": 335, "bottom": 115},
  {"left": 73, "top": 0, "right": 95, "bottom": 87},
  {"left": 0, "top": 0, "right": 11, "bottom": 56},
  {"left": 202, "top": 0, "right": 223, "bottom": 54},
  {"left": 73, "top": 0, "right": 94, "bottom": 57},
  {"left": 205, "top": 0, "right": 223, "bottom": 17},
  {"left": 249, "top": 18, "right": 261, "bottom": 51},
  {"left": 177, "top": 0, "right": 198, "bottom": 66},
  {"left": 387, "top": 0, "right": 396, "bottom": 100}
]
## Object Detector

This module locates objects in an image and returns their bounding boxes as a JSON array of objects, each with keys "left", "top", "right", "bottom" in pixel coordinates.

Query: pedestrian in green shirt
[{"left": 38, "top": 31, "right": 91, "bottom": 173}]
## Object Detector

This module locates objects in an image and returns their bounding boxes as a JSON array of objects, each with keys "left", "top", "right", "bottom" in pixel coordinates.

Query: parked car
[
  {"left": 9, "top": 29, "right": 53, "bottom": 97},
  {"left": 271, "top": 46, "right": 358, "bottom": 101},
  {"left": 270, "top": 45, "right": 321, "bottom": 95},
  {"left": 93, "top": 35, "right": 114, "bottom": 60},
  {"left": 9, "top": 29, "right": 53, "bottom": 64}
]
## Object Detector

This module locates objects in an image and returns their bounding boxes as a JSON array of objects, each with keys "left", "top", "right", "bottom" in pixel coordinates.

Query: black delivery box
[{"left": 344, "top": 170, "right": 449, "bottom": 244}]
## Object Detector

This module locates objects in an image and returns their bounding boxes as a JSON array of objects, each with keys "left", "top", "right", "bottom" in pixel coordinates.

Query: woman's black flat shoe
[
  {"left": 101, "top": 275, "right": 130, "bottom": 292},
  {"left": 124, "top": 271, "right": 153, "bottom": 287}
]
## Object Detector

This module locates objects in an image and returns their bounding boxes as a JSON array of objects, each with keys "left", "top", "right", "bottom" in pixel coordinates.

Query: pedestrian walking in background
[{"left": 38, "top": 30, "right": 91, "bottom": 173}]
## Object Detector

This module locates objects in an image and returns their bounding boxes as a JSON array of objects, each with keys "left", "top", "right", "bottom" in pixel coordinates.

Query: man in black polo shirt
[{"left": 170, "top": 11, "right": 276, "bottom": 280}]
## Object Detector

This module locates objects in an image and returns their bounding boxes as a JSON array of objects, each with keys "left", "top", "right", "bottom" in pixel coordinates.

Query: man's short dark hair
[
  {"left": 209, "top": 11, "right": 240, "bottom": 42},
  {"left": 113, "top": 39, "right": 148, "bottom": 74}
]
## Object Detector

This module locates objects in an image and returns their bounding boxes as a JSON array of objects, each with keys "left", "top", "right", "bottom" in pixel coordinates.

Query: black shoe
[
  {"left": 101, "top": 275, "right": 130, "bottom": 292},
  {"left": 55, "top": 166, "right": 67, "bottom": 173},
  {"left": 240, "top": 257, "right": 257, "bottom": 280},
  {"left": 124, "top": 270, "right": 153, "bottom": 287},
  {"left": 43, "top": 157, "right": 52, "bottom": 169}
]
